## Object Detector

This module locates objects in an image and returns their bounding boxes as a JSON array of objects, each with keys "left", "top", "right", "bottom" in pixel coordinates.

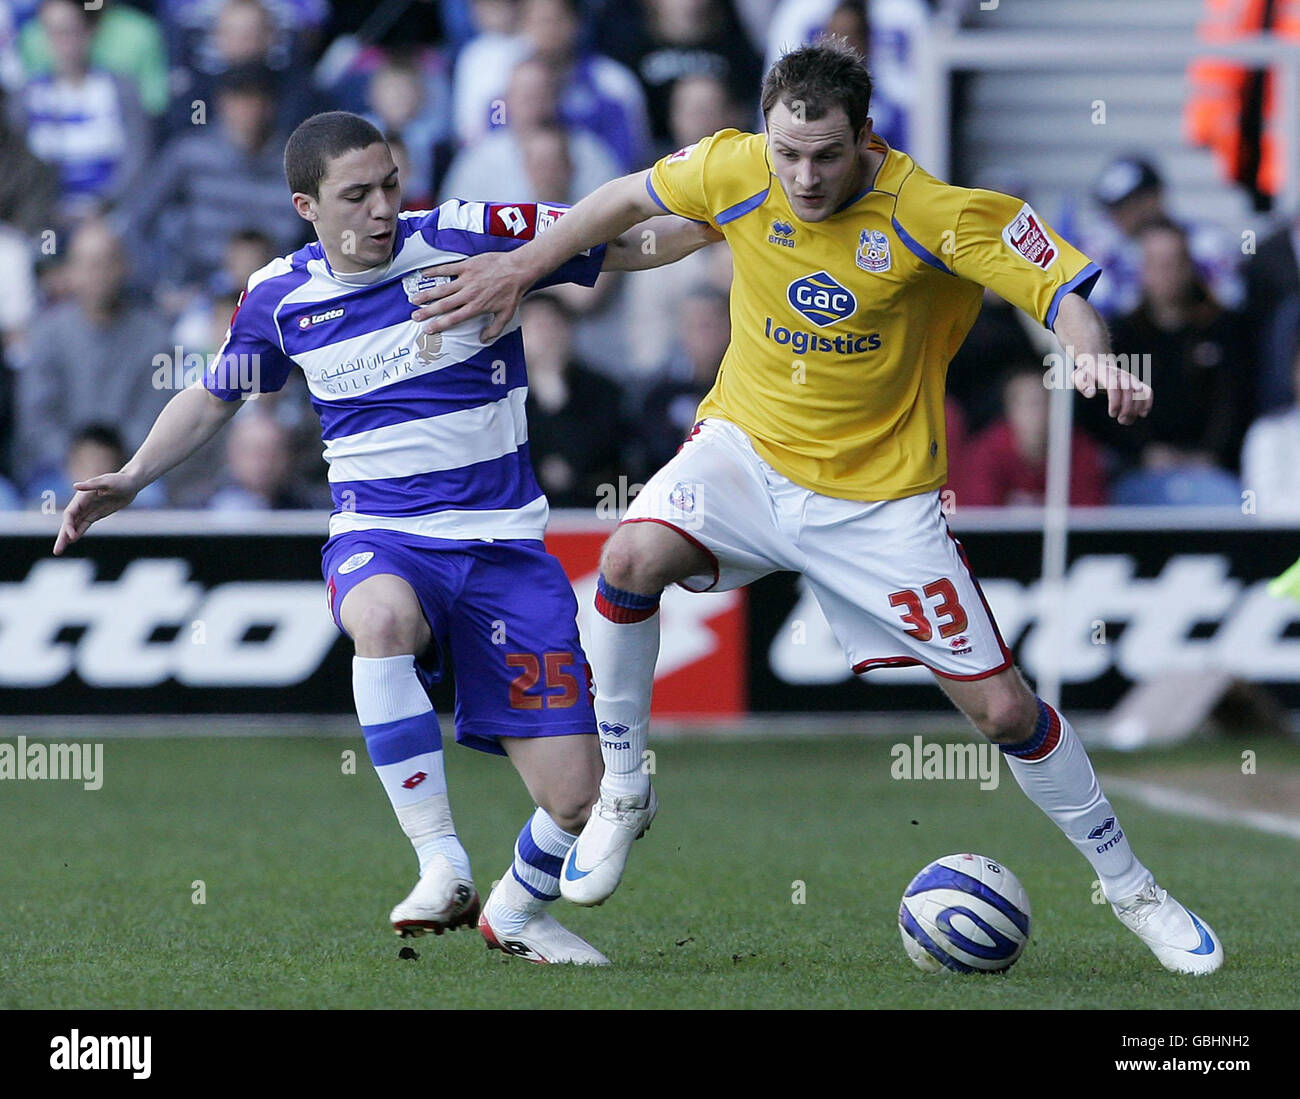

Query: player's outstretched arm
[
  {"left": 411, "top": 170, "right": 665, "bottom": 342},
  {"left": 53, "top": 385, "right": 242, "bottom": 555},
  {"left": 602, "top": 215, "right": 723, "bottom": 272},
  {"left": 1052, "top": 292, "right": 1152, "bottom": 426}
]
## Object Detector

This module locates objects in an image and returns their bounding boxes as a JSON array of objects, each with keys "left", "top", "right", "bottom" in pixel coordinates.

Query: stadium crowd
[{"left": 0, "top": 0, "right": 1296, "bottom": 514}]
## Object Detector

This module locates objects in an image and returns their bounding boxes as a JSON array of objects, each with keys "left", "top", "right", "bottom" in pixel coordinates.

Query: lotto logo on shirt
[{"left": 1002, "top": 204, "right": 1058, "bottom": 270}]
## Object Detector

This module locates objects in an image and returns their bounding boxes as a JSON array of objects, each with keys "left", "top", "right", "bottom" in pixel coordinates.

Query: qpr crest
[
  {"left": 856, "top": 228, "right": 891, "bottom": 273},
  {"left": 402, "top": 270, "right": 452, "bottom": 304}
]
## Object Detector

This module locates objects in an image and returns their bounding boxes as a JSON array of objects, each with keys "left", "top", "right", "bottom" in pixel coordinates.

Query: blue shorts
[{"left": 322, "top": 531, "right": 596, "bottom": 756}]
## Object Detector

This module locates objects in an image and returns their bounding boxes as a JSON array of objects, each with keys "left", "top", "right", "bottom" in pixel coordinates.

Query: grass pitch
[{"left": 2, "top": 726, "right": 1296, "bottom": 1010}]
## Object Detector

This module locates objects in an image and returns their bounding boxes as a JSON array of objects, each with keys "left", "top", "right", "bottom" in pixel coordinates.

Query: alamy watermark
[
  {"left": 152, "top": 347, "right": 261, "bottom": 397},
  {"left": 1042, "top": 348, "right": 1153, "bottom": 391},
  {"left": 890, "top": 735, "right": 1000, "bottom": 790},
  {"left": 1, "top": 736, "right": 103, "bottom": 790}
]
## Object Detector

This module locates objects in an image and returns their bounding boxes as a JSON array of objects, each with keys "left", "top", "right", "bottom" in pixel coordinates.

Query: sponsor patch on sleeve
[
  {"left": 486, "top": 202, "right": 540, "bottom": 238},
  {"left": 1001, "top": 203, "right": 1058, "bottom": 270},
  {"left": 666, "top": 142, "right": 699, "bottom": 164}
]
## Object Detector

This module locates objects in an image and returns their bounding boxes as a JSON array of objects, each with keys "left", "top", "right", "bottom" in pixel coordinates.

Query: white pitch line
[{"left": 1102, "top": 775, "right": 1300, "bottom": 842}]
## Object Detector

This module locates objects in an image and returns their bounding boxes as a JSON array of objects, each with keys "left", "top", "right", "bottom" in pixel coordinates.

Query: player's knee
[
  {"left": 599, "top": 534, "right": 668, "bottom": 595},
  {"left": 974, "top": 689, "right": 1038, "bottom": 744},
  {"left": 349, "top": 599, "right": 422, "bottom": 655},
  {"left": 541, "top": 786, "right": 597, "bottom": 833},
  {"left": 537, "top": 760, "right": 600, "bottom": 832}
]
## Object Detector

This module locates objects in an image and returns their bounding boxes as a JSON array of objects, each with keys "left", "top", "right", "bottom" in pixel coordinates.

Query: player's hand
[
  {"left": 52, "top": 473, "right": 140, "bottom": 556},
  {"left": 409, "top": 252, "right": 530, "bottom": 343},
  {"left": 1072, "top": 356, "right": 1153, "bottom": 426}
]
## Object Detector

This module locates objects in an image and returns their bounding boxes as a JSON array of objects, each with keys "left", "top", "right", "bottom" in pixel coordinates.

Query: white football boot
[
  {"left": 478, "top": 889, "right": 610, "bottom": 966},
  {"left": 1112, "top": 878, "right": 1224, "bottom": 975},
  {"left": 389, "top": 854, "right": 480, "bottom": 938},
  {"left": 559, "top": 787, "right": 658, "bottom": 906}
]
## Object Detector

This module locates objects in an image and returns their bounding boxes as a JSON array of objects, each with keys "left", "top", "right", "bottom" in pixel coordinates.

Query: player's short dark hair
[
  {"left": 761, "top": 38, "right": 874, "bottom": 137},
  {"left": 284, "top": 111, "right": 387, "bottom": 198}
]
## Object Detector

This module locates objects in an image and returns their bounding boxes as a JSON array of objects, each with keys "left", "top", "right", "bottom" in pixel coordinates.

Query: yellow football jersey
[{"left": 647, "top": 129, "right": 1101, "bottom": 500}]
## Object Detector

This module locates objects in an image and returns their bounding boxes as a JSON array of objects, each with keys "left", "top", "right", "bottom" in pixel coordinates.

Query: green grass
[{"left": 1, "top": 729, "right": 1296, "bottom": 1009}]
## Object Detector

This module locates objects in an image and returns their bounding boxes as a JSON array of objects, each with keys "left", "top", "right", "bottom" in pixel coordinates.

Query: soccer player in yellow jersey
[{"left": 412, "top": 41, "right": 1223, "bottom": 974}]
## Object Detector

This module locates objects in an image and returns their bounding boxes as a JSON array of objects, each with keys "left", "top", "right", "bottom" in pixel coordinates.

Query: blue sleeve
[
  {"left": 203, "top": 284, "right": 295, "bottom": 400},
  {"left": 430, "top": 199, "right": 607, "bottom": 288}
]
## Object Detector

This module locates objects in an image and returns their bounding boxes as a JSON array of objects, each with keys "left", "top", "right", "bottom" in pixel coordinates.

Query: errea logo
[{"left": 787, "top": 271, "right": 856, "bottom": 327}]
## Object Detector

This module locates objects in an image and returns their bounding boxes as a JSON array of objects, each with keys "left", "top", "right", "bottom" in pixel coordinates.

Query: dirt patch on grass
[{"left": 1111, "top": 761, "right": 1300, "bottom": 819}]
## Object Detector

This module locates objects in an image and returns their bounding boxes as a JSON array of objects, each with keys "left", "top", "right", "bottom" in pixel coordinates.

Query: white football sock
[
  {"left": 1001, "top": 699, "right": 1151, "bottom": 901},
  {"left": 589, "top": 576, "right": 661, "bottom": 802},
  {"left": 353, "top": 654, "right": 471, "bottom": 880}
]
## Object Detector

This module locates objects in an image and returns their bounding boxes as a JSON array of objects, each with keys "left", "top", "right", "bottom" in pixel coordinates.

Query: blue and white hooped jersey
[{"left": 204, "top": 200, "right": 605, "bottom": 541}]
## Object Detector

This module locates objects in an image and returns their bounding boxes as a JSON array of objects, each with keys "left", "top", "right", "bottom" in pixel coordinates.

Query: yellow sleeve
[
  {"left": 951, "top": 190, "right": 1102, "bottom": 329},
  {"left": 647, "top": 128, "right": 765, "bottom": 230}
]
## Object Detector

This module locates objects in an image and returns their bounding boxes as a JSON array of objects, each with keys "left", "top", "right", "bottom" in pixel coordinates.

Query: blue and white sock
[
  {"left": 488, "top": 808, "right": 577, "bottom": 933},
  {"left": 353, "top": 654, "right": 471, "bottom": 880},
  {"left": 1000, "top": 698, "right": 1150, "bottom": 901}
]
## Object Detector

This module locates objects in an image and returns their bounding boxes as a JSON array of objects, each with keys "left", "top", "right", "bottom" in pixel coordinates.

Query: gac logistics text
[
  {"left": 1120, "top": 1035, "right": 1252, "bottom": 1048},
  {"left": 762, "top": 317, "right": 883, "bottom": 355}
]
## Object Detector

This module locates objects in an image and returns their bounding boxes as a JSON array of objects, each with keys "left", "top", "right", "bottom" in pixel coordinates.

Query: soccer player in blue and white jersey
[{"left": 53, "top": 111, "right": 720, "bottom": 965}]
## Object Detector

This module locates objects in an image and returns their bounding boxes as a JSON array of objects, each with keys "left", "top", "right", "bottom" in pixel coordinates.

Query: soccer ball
[{"left": 898, "top": 853, "right": 1031, "bottom": 973}]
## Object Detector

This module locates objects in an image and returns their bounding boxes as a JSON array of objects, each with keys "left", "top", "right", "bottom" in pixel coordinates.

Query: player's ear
[{"left": 291, "top": 192, "right": 319, "bottom": 223}]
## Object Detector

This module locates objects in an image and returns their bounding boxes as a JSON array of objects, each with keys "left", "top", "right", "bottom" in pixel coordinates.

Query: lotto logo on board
[{"left": 1002, "top": 204, "right": 1058, "bottom": 270}]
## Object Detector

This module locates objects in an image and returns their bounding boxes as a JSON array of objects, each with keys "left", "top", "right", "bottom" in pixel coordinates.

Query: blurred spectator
[
  {"left": 19, "top": 0, "right": 168, "bottom": 116},
  {"left": 458, "top": 0, "right": 651, "bottom": 172},
  {"left": 953, "top": 364, "right": 1107, "bottom": 508},
  {"left": 1, "top": 2, "right": 24, "bottom": 93},
  {"left": 19, "top": 0, "right": 150, "bottom": 223},
  {"left": 453, "top": 0, "right": 525, "bottom": 145},
  {"left": 122, "top": 63, "right": 307, "bottom": 294},
  {"left": 637, "top": 285, "right": 730, "bottom": 472},
  {"left": 15, "top": 218, "right": 172, "bottom": 495},
  {"left": 0, "top": 86, "right": 57, "bottom": 236},
  {"left": 593, "top": 0, "right": 762, "bottom": 151},
  {"left": 762, "top": 0, "right": 928, "bottom": 149},
  {"left": 1242, "top": 215, "right": 1300, "bottom": 415},
  {"left": 64, "top": 422, "right": 164, "bottom": 508},
  {"left": 666, "top": 72, "right": 743, "bottom": 153},
  {"left": 945, "top": 288, "right": 1043, "bottom": 435},
  {"left": 624, "top": 222, "right": 731, "bottom": 376},
  {"left": 160, "top": 0, "right": 327, "bottom": 94},
  {"left": 362, "top": 51, "right": 451, "bottom": 204},
  {"left": 172, "top": 227, "right": 277, "bottom": 357},
  {"left": 0, "top": 224, "right": 38, "bottom": 355},
  {"left": 521, "top": 293, "right": 627, "bottom": 507},
  {"left": 1080, "top": 155, "right": 1244, "bottom": 319},
  {"left": 208, "top": 407, "right": 314, "bottom": 510},
  {"left": 1240, "top": 344, "right": 1300, "bottom": 518},
  {"left": 1097, "top": 220, "right": 1246, "bottom": 507},
  {"left": 164, "top": 0, "right": 322, "bottom": 137},
  {"left": 441, "top": 55, "right": 620, "bottom": 203},
  {"left": 385, "top": 133, "right": 431, "bottom": 211}
]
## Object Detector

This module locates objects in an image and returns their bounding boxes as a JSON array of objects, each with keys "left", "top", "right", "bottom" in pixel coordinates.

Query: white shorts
[{"left": 623, "top": 419, "right": 1013, "bottom": 681}]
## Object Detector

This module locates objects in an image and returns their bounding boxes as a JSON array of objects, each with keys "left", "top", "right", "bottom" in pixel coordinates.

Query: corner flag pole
[{"left": 1038, "top": 360, "right": 1074, "bottom": 710}]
